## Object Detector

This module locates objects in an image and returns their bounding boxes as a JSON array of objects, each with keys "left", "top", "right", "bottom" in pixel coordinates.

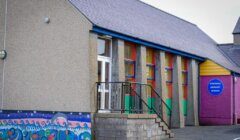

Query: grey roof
[
  {"left": 233, "top": 17, "right": 240, "bottom": 34},
  {"left": 218, "top": 44, "right": 240, "bottom": 67},
  {"left": 69, "top": 0, "right": 240, "bottom": 73}
]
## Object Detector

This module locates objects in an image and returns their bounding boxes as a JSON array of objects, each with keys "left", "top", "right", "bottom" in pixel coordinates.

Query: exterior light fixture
[
  {"left": 100, "top": 35, "right": 112, "bottom": 39},
  {"left": 44, "top": 17, "right": 50, "bottom": 24},
  {"left": 0, "top": 50, "right": 7, "bottom": 60},
  {"left": 234, "top": 77, "right": 238, "bottom": 83}
]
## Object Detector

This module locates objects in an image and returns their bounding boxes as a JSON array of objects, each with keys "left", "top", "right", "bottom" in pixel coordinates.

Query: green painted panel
[
  {"left": 125, "top": 95, "right": 131, "bottom": 114},
  {"left": 166, "top": 98, "right": 172, "bottom": 116},
  {"left": 182, "top": 99, "right": 187, "bottom": 116},
  {"left": 147, "top": 97, "right": 156, "bottom": 114}
]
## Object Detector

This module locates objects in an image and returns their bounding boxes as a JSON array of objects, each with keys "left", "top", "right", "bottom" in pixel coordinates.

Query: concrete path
[{"left": 171, "top": 125, "right": 240, "bottom": 140}]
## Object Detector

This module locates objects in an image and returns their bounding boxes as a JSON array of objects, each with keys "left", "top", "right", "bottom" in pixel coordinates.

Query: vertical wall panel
[
  {"left": 200, "top": 60, "right": 230, "bottom": 76},
  {"left": 200, "top": 75, "right": 233, "bottom": 125}
]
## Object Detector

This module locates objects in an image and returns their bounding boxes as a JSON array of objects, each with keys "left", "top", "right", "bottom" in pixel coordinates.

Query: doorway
[{"left": 97, "top": 38, "right": 112, "bottom": 112}]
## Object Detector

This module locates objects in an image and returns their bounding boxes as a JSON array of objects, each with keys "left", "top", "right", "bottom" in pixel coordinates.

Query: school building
[{"left": 0, "top": 0, "right": 240, "bottom": 139}]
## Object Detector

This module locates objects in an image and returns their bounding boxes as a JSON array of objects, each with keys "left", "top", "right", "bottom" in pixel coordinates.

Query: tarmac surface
[{"left": 171, "top": 125, "right": 240, "bottom": 140}]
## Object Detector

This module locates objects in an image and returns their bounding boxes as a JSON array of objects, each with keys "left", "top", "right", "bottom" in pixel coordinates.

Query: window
[
  {"left": 165, "top": 53, "right": 173, "bottom": 103},
  {"left": 182, "top": 72, "right": 188, "bottom": 85},
  {"left": 124, "top": 42, "right": 136, "bottom": 80},
  {"left": 165, "top": 53, "right": 173, "bottom": 83},
  {"left": 181, "top": 58, "right": 188, "bottom": 116},
  {"left": 181, "top": 58, "right": 188, "bottom": 85},
  {"left": 147, "top": 64, "right": 155, "bottom": 80},
  {"left": 97, "top": 38, "right": 111, "bottom": 57},
  {"left": 146, "top": 48, "right": 155, "bottom": 81},
  {"left": 125, "top": 60, "right": 135, "bottom": 78},
  {"left": 146, "top": 48, "right": 154, "bottom": 64},
  {"left": 165, "top": 68, "right": 173, "bottom": 83}
]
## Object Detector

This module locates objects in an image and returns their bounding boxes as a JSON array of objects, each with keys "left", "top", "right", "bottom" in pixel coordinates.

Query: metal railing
[
  {"left": 96, "top": 81, "right": 172, "bottom": 128},
  {"left": 130, "top": 82, "right": 172, "bottom": 128}
]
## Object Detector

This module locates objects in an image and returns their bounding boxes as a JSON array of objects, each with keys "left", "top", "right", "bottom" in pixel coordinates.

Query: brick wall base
[{"left": 94, "top": 113, "right": 169, "bottom": 140}]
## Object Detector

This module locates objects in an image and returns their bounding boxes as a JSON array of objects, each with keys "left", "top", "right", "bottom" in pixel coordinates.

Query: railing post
[
  {"left": 121, "top": 83, "right": 124, "bottom": 114},
  {"left": 96, "top": 83, "right": 99, "bottom": 112},
  {"left": 169, "top": 111, "right": 172, "bottom": 129},
  {"left": 140, "top": 84, "right": 142, "bottom": 113},
  {"left": 129, "top": 83, "right": 132, "bottom": 113},
  {"left": 151, "top": 88, "right": 153, "bottom": 114}
]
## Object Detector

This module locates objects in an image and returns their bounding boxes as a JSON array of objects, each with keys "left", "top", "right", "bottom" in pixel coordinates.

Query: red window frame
[
  {"left": 182, "top": 58, "right": 188, "bottom": 100},
  {"left": 146, "top": 48, "right": 156, "bottom": 87},
  {"left": 146, "top": 48, "right": 157, "bottom": 98},
  {"left": 124, "top": 42, "right": 137, "bottom": 82}
]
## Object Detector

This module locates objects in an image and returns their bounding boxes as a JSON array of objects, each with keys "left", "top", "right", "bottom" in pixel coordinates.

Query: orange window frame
[
  {"left": 146, "top": 48, "right": 156, "bottom": 87},
  {"left": 124, "top": 42, "right": 137, "bottom": 82},
  {"left": 165, "top": 53, "right": 173, "bottom": 98}
]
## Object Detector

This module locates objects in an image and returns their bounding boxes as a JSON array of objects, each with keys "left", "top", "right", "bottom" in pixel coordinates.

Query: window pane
[
  {"left": 165, "top": 69, "right": 172, "bottom": 82},
  {"left": 146, "top": 49, "right": 154, "bottom": 64},
  {"left": 98, "top": 61, "right": 102, "bottom": 82},
  {"left": 125, "top": 61, "right": 135, "bottom": 78},
  {"left": 165, "top": 53, "right": 173, "bottom": 68},
  {"left": 168, "top": 70, "right": 172, "bottom": 82},
  {"left": 147, "top": 65, "right": 154, "bottom": 79},
  {"left": 182, "top": 72, "right": 187, "bottom": 85},
  {"left": 165, "top": 58, "right": 169, "bottom": 67},
  {"left": 105, "top": 62, "right": 110, "bottom": 89},
  {"left": 124, "top": 45, "right": 131, "bottom": 59},
  {"left": 181, "top": 58, "right": 188, "bottom": 70},
  {"left": 97, "top": 39, "right": 110, "bottom": 57},
  {"left": 125, "top": 42, "right": 136, "bottom": 60},
  {"left": 181, "top": 59, "right": 184, "bottom": 70}
]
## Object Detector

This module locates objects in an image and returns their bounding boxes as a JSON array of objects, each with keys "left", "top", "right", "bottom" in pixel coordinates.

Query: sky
[{"left": 141, "top": 0, "right": 240, "bottom": 44}]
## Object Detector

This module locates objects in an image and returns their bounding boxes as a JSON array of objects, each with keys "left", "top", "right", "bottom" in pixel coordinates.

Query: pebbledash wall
[
  {"left": 0, "top": 0, "right": 94, "bottom": 112},
  {"left": 0, "top": 0, "right": 94, "bottom": 139},
  {"left": 200, "top": 60, "right": 240, "bottom": 125}
]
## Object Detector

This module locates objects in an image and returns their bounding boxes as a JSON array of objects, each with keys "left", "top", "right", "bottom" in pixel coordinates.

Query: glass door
[{"left": 97, "top": 38, "right": 112, "bottom": 112}]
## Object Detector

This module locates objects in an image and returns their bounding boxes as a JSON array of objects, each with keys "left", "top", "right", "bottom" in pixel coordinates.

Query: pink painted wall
[{"left": 200, "top": 75, "right": 233, "bottom": 125}]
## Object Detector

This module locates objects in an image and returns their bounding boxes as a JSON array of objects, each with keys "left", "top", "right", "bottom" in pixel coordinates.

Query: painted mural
[{"left": 0, "top": 110, "right": 91, "bottom": 140}]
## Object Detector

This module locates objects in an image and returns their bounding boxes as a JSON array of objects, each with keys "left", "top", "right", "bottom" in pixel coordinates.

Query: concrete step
[
  {"left": 159, "top": 122, "right": 168, "bottom": 130},
  {"left": 164, "top": 128, "right": 171, "bottom": 134},
  {"left": 164, "top": 129, "right": 174, "bottom": 138},
  {"left": 168, "top": 132, "right": 174, "bottom": 138},
  {"left": 155, "top": 117, "right": 174, "bottom": 139},
  {"left": 155, "top": 118, "right": 161, "bottom": 123}
]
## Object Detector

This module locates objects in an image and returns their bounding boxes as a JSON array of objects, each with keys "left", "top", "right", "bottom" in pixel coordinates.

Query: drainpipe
[
  {"left": 197, "top": 61, "right": 201, "bottom": 125},
  {"left": 1, "top": 0, "right": 7, "bottom": 110},
  {"left": 233, "top": 73, "right": 236, "bottom": 125}
]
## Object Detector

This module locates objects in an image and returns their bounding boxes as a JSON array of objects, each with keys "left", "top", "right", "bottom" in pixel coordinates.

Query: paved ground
[{"left": 171, "top": 125, "right": 240, "bottom": 140}]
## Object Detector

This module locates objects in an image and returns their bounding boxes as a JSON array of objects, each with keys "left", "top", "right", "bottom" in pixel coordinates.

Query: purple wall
[{"left": 200, "top": 75, "right": 233, "bottom": 125}]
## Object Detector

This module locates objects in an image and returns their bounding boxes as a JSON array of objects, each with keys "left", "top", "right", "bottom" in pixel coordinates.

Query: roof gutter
[
  {"left": 92, "top": 25, "right": 205, "bottom": 61},
  {"left": 232, "top": 72, "right": 240, "bottom": 77}
]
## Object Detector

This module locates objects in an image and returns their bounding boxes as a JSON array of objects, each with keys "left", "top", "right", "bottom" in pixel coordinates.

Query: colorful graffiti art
[{"left": 0, "top": 110, "right": 91, "bottom": 140}]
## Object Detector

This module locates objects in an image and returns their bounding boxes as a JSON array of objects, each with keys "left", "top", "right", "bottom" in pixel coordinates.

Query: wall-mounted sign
[{"left": 208, "top": 79, "right": 224, "bottom": 96}]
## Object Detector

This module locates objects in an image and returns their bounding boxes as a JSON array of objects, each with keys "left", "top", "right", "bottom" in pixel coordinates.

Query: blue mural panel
[{"left": 0, "top": 110, "right": 91, "bottom": 140}]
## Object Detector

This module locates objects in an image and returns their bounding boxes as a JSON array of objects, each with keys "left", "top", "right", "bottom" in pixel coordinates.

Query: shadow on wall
[{"left": 0, "top": 110, "right": 91, "bottom": 140}]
